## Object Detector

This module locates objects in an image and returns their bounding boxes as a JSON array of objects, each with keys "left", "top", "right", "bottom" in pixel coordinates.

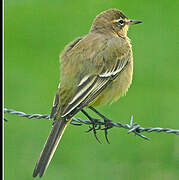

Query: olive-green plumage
[{"left": 33, "top": 9, "right": 142, "bottom": 178}]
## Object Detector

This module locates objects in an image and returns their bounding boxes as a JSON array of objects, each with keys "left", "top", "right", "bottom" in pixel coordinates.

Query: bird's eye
[{"left": 118, "top": 20, "right": 124, "bottom": 25}]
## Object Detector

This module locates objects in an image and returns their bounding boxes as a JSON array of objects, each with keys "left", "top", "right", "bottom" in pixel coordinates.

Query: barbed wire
[{"left": 4, "top": 108, "right": 179, "bottom": 141}]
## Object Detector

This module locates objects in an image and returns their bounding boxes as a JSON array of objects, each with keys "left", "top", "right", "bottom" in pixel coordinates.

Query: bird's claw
[
  {"left": 85, "top": 118, "right": 102, "bottom": 144},
  {"left": 101, "top": 119, "right": 113, "bottom": 144}
]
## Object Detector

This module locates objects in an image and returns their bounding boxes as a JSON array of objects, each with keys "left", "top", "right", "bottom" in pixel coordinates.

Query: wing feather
[
  {"left": 61, "top": 75, "right": 97, "bottom": 117},
  {"left": 61, "top": 54, "right": 130, "bottom": 118}
]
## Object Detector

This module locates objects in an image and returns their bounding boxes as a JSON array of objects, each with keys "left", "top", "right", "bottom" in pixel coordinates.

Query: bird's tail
[{"left": 33, "top": 119, "right": 69, "bottom": 178}]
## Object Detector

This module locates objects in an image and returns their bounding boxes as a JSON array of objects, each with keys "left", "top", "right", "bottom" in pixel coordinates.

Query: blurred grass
[{"left": 4, "top": 0, "right": 179, "bottom": 180}]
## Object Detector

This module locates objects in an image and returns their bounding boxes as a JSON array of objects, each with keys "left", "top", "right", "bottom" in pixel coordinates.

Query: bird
[{"left": 33, "top": 8, "right": 142, "bottom": 178}]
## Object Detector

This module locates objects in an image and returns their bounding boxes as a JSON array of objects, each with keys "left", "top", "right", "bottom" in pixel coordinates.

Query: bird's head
[{"left": 90, "top": 9, "right": 142, "bottom": 37}]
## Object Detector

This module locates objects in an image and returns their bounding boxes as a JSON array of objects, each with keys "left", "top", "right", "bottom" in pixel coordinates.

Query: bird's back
[{"left": 59, "top": 32, "right": 133, "bottom": 108}]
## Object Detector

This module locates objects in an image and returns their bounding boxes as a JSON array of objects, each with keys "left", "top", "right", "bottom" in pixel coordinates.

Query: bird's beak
[{"left": 128, "top": 20, "right": 143, "bottom": 25}]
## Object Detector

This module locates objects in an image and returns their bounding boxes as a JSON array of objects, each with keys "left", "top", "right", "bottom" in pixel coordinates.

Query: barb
[{"left": 4, "top": 108, "right": 179, "bottom": 141}]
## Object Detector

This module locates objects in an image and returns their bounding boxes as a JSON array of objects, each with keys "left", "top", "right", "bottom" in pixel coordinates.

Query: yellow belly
[{"left": 90, "top": 60, "right": 133, "bottom": 107}]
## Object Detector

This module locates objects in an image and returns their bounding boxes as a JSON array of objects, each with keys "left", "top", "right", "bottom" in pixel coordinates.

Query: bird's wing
[
  {"left": 50, "top": 85, "right": 60, "bottom": 119},
  {"left": 61, "top": 52, "right": 130, "bottom": 119},
  {"left": 50, "top": 36, "right": 84, "bottom": 119}
]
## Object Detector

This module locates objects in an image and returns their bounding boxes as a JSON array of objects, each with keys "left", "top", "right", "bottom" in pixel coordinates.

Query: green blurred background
[{"left": 4, "top": 0, "right": 179, "bottom": 179}]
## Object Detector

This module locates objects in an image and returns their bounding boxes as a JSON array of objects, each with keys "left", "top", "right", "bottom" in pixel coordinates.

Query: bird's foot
[
  {"left": 89, "top": 106, "right": 113, "bottom": 144},
  {"left": 81, "top": 109, "right": 102, "bottom": 144},
  {"left": 101, "top": 119, "right": 113, "bottom": 144},
  {"left": 86, "top": 118, "right": 102, "bottom": 144},
  {"left": 86, "top": 118, "right": 101, "bottom": 132}
]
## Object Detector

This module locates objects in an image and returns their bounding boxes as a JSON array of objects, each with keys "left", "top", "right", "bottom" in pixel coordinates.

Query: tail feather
[{"left": 33, "top": 119, "right": 69, "bottom": 178}]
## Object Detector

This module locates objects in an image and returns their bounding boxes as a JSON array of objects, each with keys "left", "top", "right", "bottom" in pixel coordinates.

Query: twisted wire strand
[{"left": 4, "top": 108, "right": 179, "bottom": 140}]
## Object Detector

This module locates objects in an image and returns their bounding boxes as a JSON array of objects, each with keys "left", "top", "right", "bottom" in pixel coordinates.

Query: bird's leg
[
  {"left": 89, "top": 106, "right": 113, "bottom": 144},
  {"left": 81, "top": 109, "right": 101, "bottom": 144}
]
